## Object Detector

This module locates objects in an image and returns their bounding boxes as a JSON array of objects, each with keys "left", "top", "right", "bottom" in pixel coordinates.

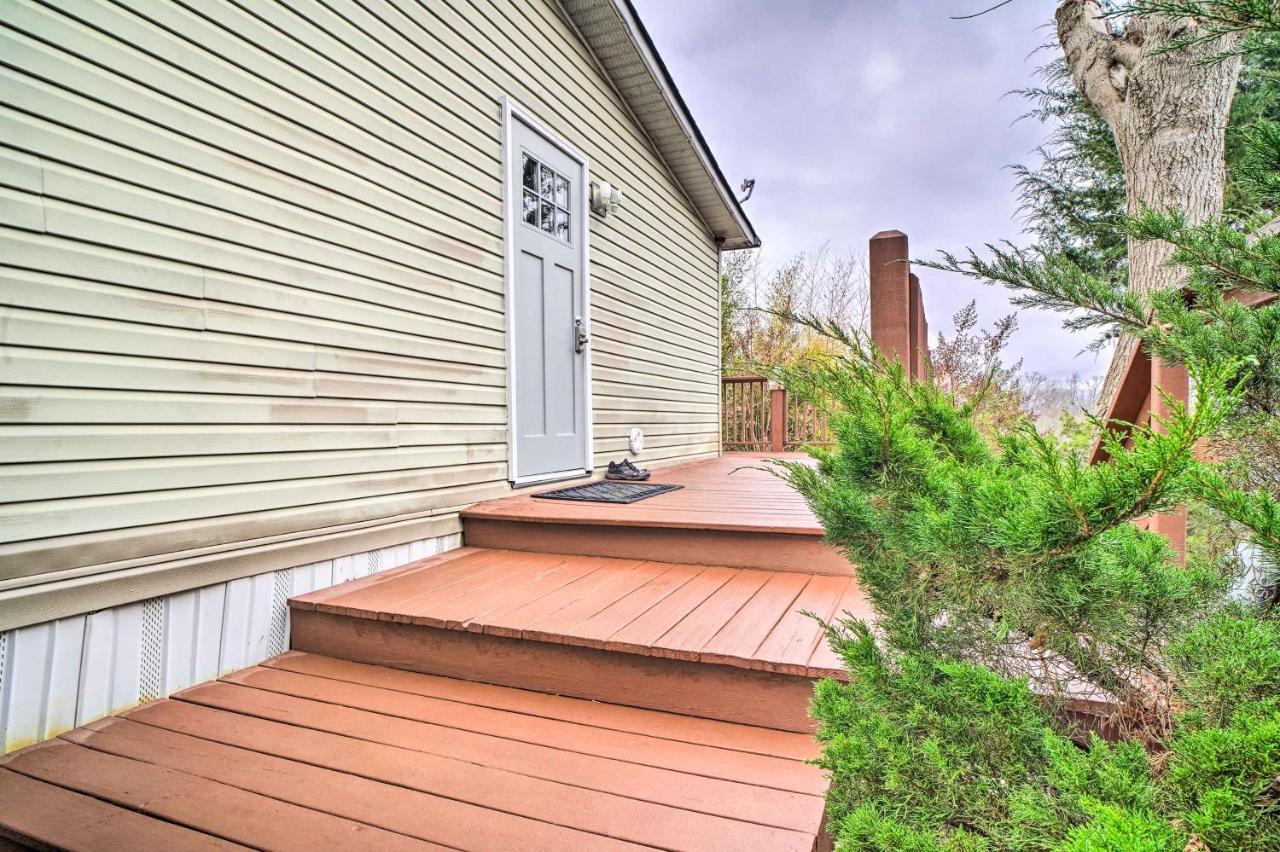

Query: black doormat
[{"left": 532, "top": 481, "right": 684, "bottom": 504}]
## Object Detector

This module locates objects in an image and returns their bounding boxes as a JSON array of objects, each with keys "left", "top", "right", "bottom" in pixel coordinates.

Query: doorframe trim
[{"left": 501, "top": 95, "right": 594, "bottom": 486}]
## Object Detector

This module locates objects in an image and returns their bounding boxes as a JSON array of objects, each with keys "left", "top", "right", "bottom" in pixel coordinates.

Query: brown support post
[
  {"left": 1149, "top": 358, "right": 1190, "bottom": 562},
  {"left": 770, "top": 385, "right": 787, "bottom": 452},
  {"left": 908, "top": 273, "right": 925, "bottom": 381},
  {"left": 869, "top": 230, "right": 911, "bottom": 366}
]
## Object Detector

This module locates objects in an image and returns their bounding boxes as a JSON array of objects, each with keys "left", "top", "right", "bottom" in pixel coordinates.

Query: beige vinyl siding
[{"left": 0, "top": 0, "right": 723, "bottom": 630}]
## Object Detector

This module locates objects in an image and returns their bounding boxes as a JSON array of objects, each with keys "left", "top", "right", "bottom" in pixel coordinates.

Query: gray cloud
[{"left": 633, "top": 0, "right": 1113, "bottom": 380}]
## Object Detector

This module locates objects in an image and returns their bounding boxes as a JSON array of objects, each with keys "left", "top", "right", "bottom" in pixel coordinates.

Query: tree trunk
[{"left": 1056, "top": 1, "right": 1243, "bottom": 297}]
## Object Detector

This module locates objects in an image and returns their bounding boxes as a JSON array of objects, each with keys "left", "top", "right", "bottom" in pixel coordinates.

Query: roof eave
[{"left": 559, "top": 0, "right": 760, "bottom": 251}]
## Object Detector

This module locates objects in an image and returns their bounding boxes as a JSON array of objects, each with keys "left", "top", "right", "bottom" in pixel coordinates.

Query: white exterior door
[{"left": 506, "top": 107, "right": 590, "bottom": 483}]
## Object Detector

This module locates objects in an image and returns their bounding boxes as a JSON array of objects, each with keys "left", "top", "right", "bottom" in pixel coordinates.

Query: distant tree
[
  {"left": 928, "top": 301, "right": 1029, "bottom": 438},
  {"left": 719, "top": 245, "right": 868, "bottom": 374}
]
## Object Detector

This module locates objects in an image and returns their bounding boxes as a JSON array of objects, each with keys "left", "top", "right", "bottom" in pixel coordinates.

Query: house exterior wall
[
  {"left": 0, "top": 531, "right": 460, "bottom": 754},
  {"left": 0, "top": 0, "right": 723, "bottom": 632}
]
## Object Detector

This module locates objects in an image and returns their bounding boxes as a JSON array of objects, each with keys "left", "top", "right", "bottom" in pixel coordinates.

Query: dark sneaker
[
  {"left": 620, "top": 459, "right": 650, "bottom": 478},
  {"left": 606, "top": 459, "right": 650, "bottom": 481}
]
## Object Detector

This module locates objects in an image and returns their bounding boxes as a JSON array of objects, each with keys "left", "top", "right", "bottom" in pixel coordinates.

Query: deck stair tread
[
  {"left": 291, "top": 546, "right": 870, "bottom": 679},
  {"left": 0, "top": 653, "right": 827, "bottom": 852},
  {"left": 462, "top": 455, "right": 824, "bottom": 535}
]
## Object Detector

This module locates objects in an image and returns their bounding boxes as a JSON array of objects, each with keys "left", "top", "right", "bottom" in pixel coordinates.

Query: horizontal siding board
[
  {"left": 0, "top": 445, "right": 506, "bottom": 503},
  {"left": 0, "top": 228, "right": 207, "bottom": 299},
  {"left": 9, "top": 1, "right": 501, "bottom": 221},
  {"left": 41, "top": 164, "right": 498, "bottom": 294},
  {"left": 0, "top": 425, "right": 399, "bottom": 463},
  {"left": 0, "top": 0, "right": 724, "bottom": 626},
  {"left": 0, "top": 101, "right": 503, "bottom": 277},
  {"left": 0, "top": 45, "right": 503, "bottom": 262},
  {"left": 0, "top": 183, "right": 45, "bottom": 230},
  {"left": 0, "top": 389, "right": 401, "bottom": 426},
  {"left": 0, "top": 146, "right": 42, "bottom": 192},
  {"left": 204, "top": 305, "right": 504, "bottom": 368},
  {"left": 202, "top": 272, "right": 502, "bottom": 341},
  {"left": 0, "top": 460, "right": 508, "bottom": 545},
  {"left": 1, "top": 267, "right": 208, "bottom": 331},
  {"left": 0, "top": 306, "right": 314, "bottom": 371},
  {"left": 0, "top": 424, "right": 508, "bottom": 464}
]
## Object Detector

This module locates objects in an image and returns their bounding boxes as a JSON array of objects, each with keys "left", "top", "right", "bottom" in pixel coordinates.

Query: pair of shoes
[{"left": 605, "top": 459, "right": 650, "bottom": 481}]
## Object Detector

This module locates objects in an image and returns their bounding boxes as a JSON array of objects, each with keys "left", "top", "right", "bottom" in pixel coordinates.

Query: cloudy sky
[{"left": 632, "top": 0, "right": 1112, "bottom": 380}]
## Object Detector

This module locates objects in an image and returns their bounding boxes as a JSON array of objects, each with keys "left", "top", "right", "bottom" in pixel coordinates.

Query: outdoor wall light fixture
[{"left": 590, "top": 180, "right": 624, "bottom": 216}]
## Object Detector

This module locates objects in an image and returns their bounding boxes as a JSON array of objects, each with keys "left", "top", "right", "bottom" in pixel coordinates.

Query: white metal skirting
[{"left": 0, "top": 532, "right": 460, "bottom": 754}]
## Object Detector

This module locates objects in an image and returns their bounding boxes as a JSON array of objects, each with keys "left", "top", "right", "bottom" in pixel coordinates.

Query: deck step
[
  {"left": 289, "top": 547, "right": 869, "bottom": 731},
  {"left": 460, "top": 455, "right": 852, "bottom": 575},
  {"left": 0, "top": 653, "right": 828, "bottom": 852}
]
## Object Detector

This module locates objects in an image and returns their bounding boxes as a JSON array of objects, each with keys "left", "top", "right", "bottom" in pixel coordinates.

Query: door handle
[{"left": 575, "top": 317, "right": 589, "bottom": 353}]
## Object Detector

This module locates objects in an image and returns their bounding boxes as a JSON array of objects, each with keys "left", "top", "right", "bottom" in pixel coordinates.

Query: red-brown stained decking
[
  {"left": 0, "top": 653, "right": 828, "bottom": 851},
  {"left": 2, "top": 454, "right": 850, "bottom": 848},
  {"left": 461, "top": 454, "right": 852, "bottom": 575},
  {"left": 463, "top": 454, "right": 824, "bottom": 535},
  {"left": 291, "top": 546, "right": 870, "bottom": 679}
]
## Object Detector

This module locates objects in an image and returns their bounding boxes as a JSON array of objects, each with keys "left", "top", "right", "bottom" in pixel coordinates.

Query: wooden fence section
[
  {"left": 721, "top": 375, "right": 773, "bottom": 452},
  {"left": 720, "top": 229, "right": 929, "bottom": 452},
  {"left": 720, "top": 376, "right": 833, "bottom": 452}
]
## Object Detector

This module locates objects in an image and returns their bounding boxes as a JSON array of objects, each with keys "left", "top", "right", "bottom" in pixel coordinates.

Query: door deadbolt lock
[{"left": 574, "top": 317, "right": 589, "bottom": 353}]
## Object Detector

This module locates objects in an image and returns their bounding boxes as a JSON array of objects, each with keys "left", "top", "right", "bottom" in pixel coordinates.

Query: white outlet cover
[{"left": 628, "top": 427, "right": 644, "bottom": 455}]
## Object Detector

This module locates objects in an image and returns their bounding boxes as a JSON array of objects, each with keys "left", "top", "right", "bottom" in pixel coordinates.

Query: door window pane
[
  {"left": 522, "top": 154, "right": 538, "bottom": 191},
  {"left": 517, "top": 150, "right": 572, "bottom": 243}
]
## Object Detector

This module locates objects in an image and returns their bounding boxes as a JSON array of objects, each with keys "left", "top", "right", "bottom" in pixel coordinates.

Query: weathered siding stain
[{"left": 0, "top": 0, "right": 721, "bottom": 630}]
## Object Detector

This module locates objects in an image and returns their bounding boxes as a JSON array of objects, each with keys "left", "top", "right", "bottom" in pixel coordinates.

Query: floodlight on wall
[{"left": 590, "top": 181, "right": 624, "bottom": 216}]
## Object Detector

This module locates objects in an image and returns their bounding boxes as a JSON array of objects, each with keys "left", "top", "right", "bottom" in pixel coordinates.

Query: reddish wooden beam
[
  {"left": 770, "top": 386, "right": 787, "bottom": 453},
  {"left": 869, "top": 230, "right": 911, "bottom": 366},
  {"left": 908, "top": 272, "right": 926, "bottom": 380}
]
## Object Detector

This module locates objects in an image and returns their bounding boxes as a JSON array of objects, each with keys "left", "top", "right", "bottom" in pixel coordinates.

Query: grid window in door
[{"left": 521, "top": 152, "right": 571, "bottom": 242}]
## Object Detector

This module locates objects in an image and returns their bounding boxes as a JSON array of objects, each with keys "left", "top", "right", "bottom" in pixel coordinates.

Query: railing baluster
[{"left": 722, "top": 375, "right": 833, "bottom": 452}]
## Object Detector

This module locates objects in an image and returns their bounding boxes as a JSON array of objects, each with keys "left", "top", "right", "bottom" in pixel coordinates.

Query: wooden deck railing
[
  {"left": 721, "top": 228, "right": 930, "bottom": 453},
  {"left": 721, "top": 376, "right": 833, "bottom": 452}
]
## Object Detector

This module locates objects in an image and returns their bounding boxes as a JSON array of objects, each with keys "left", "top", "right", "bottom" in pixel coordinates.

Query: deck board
[
  {"left": 1, "top": 740, "right": 439, "bottom": 851},
  {"left": 298, "top": 550, "right": 867, "bottom": 678},
  {"left": 0, "top": 768, "right": 246, "bottom": 851},
  {"left": 0, "top": 654, "right": 826, "bottom": 851},
  {"left": 459, "top": 454, "right": 853, "bottom": 575},
  {"left": 217, "top": 666, "right": 820, "bottom": 793},
  {"left": 167, "top": 671, "right": 822, "bottom": 826}
]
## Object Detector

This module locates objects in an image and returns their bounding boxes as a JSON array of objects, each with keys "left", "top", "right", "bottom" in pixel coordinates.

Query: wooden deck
[
  {"left": 3, "top": 454, "right": 851, "bottom": 849},
  {"left": 463, "top": 454, "right": 851, "bottom": 575},
  {"left": 0, "top": 653, "right": 827, "bottom": 851}
]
